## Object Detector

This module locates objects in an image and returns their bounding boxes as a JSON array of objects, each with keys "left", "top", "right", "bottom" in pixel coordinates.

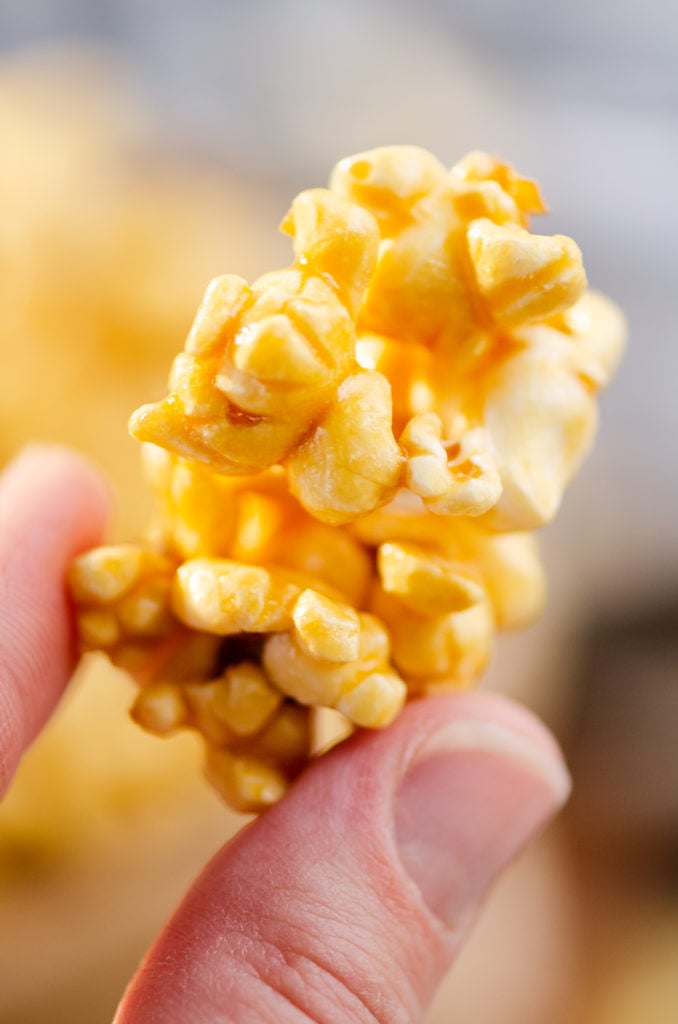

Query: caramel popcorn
[{"left": 70, "top": 145, "right": 625, "bottom": 813}]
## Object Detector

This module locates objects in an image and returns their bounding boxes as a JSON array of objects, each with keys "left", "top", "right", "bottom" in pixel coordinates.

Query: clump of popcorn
[{"left": 70, "top": 146, "right": 625, "bottom": 813}]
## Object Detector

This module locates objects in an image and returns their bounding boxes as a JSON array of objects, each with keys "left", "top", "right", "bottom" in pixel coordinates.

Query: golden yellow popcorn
[
  {"left": 70, "top": 145, "right": 625, "bottom": 813},
  {"left": 69, "top": 544, "right": 176, "bottom": 657},
  {"left": 130, "top": 190, "right": 403, "bottom": 523},
  {"left": 331, "top": 146, "right": 618, "bottom": 531},
  {"left": 68, "top": 543, "right": 315, "bottom": 813}
]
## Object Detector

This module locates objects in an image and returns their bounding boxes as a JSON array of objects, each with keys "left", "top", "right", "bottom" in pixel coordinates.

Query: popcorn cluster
[{"left": 70, "top": 146, "right": 625, "bottom": 812}]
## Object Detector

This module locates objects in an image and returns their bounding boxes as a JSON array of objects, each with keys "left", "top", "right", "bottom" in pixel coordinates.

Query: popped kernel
[
  {"left": 69, "top": 544, "right": 176, "bottom": 653},
  {"left": 377, "top": 542, "right": 484, "bottom": 616},
  {"left": 199, "top": 694, "right": 312, "bottom": 812},
  {"left": 143, "top": 443, "right": 372, "bottom": 604},
  {"left": 263, "top": 613, "right": 406, "bottom": 728},
  {"left": 131, "top": 682, "right": 187, "bottom": 735},
  {"left": 128, "top": 190, "right": 399, "bottom": 525},
  {"left": 286, "top": 369, "right": 403, "bottom": 524},
  {"left": 400, "top": 414, "right": 501, "bottom": 517},
  {"left": 69, "top": 144, "right": 625, "bottom": 813},
  {"left": 172, "top": 558, "right": 302, "bottom": 636},
  {"left": 210, "top": 661, "right": 283, "bottom": 737},
  {"left": 202, "top": 700, "right": 312, "bottom": 814},
  {"left": 205, "top": 747, "right": 288, "bottom": 813},
  {"left": 291, "top": 589, "right": 361, "bottom": 663},
  {"left": 481, "top": 345, "right": 598, "bottom": 530},
  {"left": 370, "top": 586, "right": 494, "bottom": 691},
  {"left": 465, "top": 217, "right": 585, "bottom": 329}
]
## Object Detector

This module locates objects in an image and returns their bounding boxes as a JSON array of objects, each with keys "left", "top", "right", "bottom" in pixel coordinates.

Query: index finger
[{"left": 0, "top": 445, "right": 110, "bottom": 795}]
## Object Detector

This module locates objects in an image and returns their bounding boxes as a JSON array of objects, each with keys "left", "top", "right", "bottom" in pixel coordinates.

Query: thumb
[{"left": 116, "top": 692, "right": 570, "bottom": 1024}]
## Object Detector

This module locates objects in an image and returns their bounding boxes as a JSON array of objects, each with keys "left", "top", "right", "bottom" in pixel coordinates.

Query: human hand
[{"left": 0, "top": 445, "right": 570, "bottom": 1024}]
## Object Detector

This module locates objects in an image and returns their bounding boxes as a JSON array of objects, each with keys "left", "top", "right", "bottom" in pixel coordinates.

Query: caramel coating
[
  {"left": 70, "top": 146, "right": 625, "bottom": 812},
  {"left": 69, "top": 545, "right": 176, "bottom": 656},
  {"left": 129, "top": 191, "right": 402, "bottom": 522}
]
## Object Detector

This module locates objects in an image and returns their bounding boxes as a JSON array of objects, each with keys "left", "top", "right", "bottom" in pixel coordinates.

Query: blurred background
[{"left": 0, "top": 2, "right": 676, "bottom": 1021}]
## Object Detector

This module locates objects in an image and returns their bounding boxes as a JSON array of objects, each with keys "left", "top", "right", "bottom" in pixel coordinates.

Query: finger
[
  {"left": 0, "top": 444, "right": 110, "bottom": 795},
  {"left": 116, "top": 691, "right": 570, "bottom": 1024}
]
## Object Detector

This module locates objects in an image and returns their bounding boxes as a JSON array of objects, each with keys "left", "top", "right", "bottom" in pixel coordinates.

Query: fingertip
[
  {"left": 389, "top": 694, "right": 570, "bottom": 929},
  {"left": 0, "top": 443, "right": 112, "bottom": 794},
  {"left": 2, "top": 443, "right": 113, "bottom": 544},
  {"left": 406, "top": 690, "right": 568, "bottom": 776},
  {"left": 116, "top": 691, "right": 569, "bottom": 1024},
  {"left": 320, "top": 689, "right": 569, "bottom": 810}
]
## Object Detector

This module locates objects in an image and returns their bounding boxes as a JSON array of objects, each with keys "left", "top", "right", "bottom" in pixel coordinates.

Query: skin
[{"left": 0, "top": 445, "right": 570, "bottom": 1024}]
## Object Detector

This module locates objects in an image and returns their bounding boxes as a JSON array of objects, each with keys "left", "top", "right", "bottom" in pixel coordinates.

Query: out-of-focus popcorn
[
  {"left": 0, "top": 48, "right": 278, "bottom": 856},
  {"left": 72, "top": 145, "right": 626, "bottom": 813}
]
